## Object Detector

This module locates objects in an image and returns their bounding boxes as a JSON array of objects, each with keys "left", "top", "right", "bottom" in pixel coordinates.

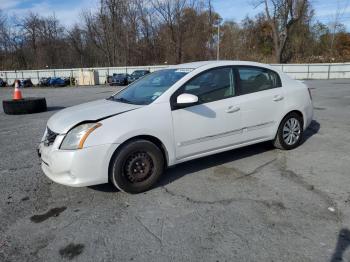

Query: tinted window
[
  {"left": 238, "top": 67, "right": 281, "bottom": 95},
  {"left": 182, "top": 67, "right": 235, "bottom": 103}
]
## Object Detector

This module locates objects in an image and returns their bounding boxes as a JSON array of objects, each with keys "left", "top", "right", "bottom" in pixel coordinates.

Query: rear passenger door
[{"left": 236, "top": 66, "right": 285, "bottom": 141}]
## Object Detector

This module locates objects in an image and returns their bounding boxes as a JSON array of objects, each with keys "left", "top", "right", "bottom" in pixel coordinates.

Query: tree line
[{"left": 0, "top": 0, "right": 349, "bottom": 71}]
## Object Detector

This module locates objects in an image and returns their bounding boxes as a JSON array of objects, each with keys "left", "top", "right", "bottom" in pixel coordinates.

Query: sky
[{"left": 1, "top": 0, "right": 350, "bottom": 29}]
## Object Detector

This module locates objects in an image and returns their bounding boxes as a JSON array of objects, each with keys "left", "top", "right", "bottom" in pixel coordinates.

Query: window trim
[
  {"left": 235, "top": 66, "right": 282, "bottom": 96},
  {"left": 170, "top": 66, "right": 238, "bottom": 110}
]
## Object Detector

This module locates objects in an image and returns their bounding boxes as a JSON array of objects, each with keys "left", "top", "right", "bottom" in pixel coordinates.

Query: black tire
[
  {"left": 273, "top": 112, "right": 303, "bottom": 150},
  {"left": 2, "top": 97, "right": 47, "bottom": 115},
  {"left": 109, "top": 139, "right": 164, "bottom": 194}
]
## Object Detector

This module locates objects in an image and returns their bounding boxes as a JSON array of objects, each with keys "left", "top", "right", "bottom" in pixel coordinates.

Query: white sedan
[{"left": 38, "top": 61, "right": 313, "bottom": 193}]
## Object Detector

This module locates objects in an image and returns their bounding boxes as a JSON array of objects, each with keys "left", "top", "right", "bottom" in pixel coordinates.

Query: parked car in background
[
  {"left": 63, "top": 77, "right": 75, "bottom": 86},
  {"left": 48, "top": 77, "right": 66, "bottom": 87},
  {"left": 106, "top": 75, "right": 113, "bottom": 85},
  {"left": 38, "top": 61, "right": 313, "bottom": 194},
  {"left": 11, "top": 78, "right": 34, "bottom": 87},
  {"left": 22, "top": 79, "right": 34, "bottom": 87},
  {"left": 110, "top": 73, "right": 129, "bottom": 86},
  {"left": 39, "top": 77, "right": 50, "bottom": 87},
  {"left": 39, "top": 77, "right": 70, "bottom": 87},
  {"left": 127, "top": 70, "right": 150, "bottom": 83},
  {"left": 0, "top": 78, "right": 7, "bottom": 87}
]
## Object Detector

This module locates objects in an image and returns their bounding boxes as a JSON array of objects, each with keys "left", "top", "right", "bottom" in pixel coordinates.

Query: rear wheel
[
  {"left": 109, "top": 140, "right": 164, "bottom": 193},
  {"left": 273, "top": 112, "right": 303, "bottom": 150}
]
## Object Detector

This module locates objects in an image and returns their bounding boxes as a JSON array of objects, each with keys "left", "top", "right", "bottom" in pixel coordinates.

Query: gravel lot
[{"left": 0, "top": 80, "right": 350, "bottom": 262}]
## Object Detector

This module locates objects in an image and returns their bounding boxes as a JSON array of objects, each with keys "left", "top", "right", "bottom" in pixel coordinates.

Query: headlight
[{"left": 60, "top": 123, "right": 102, "bottom": 150}]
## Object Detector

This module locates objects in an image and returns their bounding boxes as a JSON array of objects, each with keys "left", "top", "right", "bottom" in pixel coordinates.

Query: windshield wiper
[{"left": 109, "top": 97, "right": 135, "bottom": 104}]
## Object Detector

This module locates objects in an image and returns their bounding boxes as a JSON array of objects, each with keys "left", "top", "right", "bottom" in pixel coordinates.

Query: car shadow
[
  {"left": 89, "top": 120, "right": 320, "bottom": 193},
  {"left": 157, "top": 141, "right": 275, "bottom": 188},
  {"left": 303, "top": 120, "right": 320, "bottom": 142},
  {"left": 88, "top": 142, "right": 276, "bottom": 193},
  {"left": 158, "top": 120, "right": 320, "bottom": 188},
  {"left": 330, "top": 228, "right": 350, "bottom": 262},
  {"left": 88, "top": 183, "right": 119, "bottom": 193}
]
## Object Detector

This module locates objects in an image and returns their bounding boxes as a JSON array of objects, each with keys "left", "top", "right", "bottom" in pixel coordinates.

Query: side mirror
[{"left": 176, "top": 93, "right": 199, "bottom": 106}]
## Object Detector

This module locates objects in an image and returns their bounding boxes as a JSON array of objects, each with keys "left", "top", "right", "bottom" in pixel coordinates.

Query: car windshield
[{"left": 109, "top": 69, "right": 192, "bottom": 105}]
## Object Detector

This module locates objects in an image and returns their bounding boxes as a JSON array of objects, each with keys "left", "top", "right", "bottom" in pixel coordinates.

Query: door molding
[
  {"left": 176, "top": 136, "right": 269, "bottom": 160},
  {"left": 178, "top": 121, "right": 275, "bottom": 147}
]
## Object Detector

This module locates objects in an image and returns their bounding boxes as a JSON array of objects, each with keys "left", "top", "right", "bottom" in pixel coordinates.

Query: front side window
[
  {"left": 238, "top": 67, "right": 281, "bottom": 95},
  {"left": 109, "top": 69, "right": 191, "bottom": 105},
  {"left": 181, "top": 67, "right": 235, "bottom": 103}
]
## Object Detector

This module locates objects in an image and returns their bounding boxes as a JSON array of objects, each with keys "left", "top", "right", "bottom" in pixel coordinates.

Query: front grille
[{"left": 45, "top": 127, "right": 58, "bottom": 146}]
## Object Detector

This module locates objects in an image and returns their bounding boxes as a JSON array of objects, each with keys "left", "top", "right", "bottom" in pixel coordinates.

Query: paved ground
[{"left": 0, "top": 81, "right": 349, "bottom": 262}]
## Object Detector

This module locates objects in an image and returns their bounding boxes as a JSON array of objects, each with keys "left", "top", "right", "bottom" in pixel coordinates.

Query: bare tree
[
  {"left": 0, "top": 10, "right": 8, "bottom": 69},
  {"left": 67, "top": 25, "right": 85, "bottom": 67},
  {"left": 136, "top": 0, "right": 159, "bottom": 64},
  {"left": 83, "top": 0, "right": 127, "bottom": 66},
  {"left": 257, "top": 0, "right": 308, "bottom": 63},
  {"left": 152, "top": 0, "right": 193, "bottom": 63},
  {"left": 329, "top": 0, "right": 349, "bottom": 60},
  {"left": 2, "top": 0, "right": 350, "bottom": 70}
]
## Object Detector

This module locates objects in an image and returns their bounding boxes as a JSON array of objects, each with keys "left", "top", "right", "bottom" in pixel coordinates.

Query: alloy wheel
[{"left": 282, "top": 118, "right": 301, "bottom": 145}]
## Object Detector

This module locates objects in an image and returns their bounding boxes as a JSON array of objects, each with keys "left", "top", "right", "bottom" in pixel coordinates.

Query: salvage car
[
  {"left": 110, "top": 73, "right": 129, "bottom": 86},
  {"left": 38, "top": 61, "right": 313, "bottom": 193},
  {"left": 38, "top": 77, "right": 50, "bottom": 87},
  {"left": 39, "top": 77, "right": 67, "bottom": 87},
  {"left": 48, "top": 77, "right": 67, "bottom": 87},
  {"left": 128, "top": 69, "right": 150, "bottom": 83}
]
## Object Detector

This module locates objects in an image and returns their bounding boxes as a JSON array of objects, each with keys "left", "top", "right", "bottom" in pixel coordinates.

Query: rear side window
[
  {"left": 182, "top": 67, "right": 235, "bottom": 103},
  {"left": 238, "top": 67, "right": 281, "bottom": 95}
]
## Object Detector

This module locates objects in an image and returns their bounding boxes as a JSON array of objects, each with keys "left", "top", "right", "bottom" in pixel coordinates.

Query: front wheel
[
  {"left": 273, "top": 112, "right": 303, "bottom": 150},
  {"left": 109, "top": 140, "right": 164, "bottom": 193}
]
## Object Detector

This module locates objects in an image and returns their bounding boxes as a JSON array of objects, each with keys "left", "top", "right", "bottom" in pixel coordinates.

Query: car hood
[{"left": 47, "top": 99, "right": 142, "bottom": 134}]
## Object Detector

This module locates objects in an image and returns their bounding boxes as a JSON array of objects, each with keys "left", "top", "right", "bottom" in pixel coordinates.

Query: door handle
[
  {"left": 226, "top": 106, "right": 240, "bottom": 113},
  {"left": 273, "top": 95, "right": 284, "bottom": 102}
]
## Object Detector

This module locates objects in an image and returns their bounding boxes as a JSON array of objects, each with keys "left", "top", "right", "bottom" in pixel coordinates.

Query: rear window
[{"left": 238, "top": 67, "right": 281, "bottom": 95}]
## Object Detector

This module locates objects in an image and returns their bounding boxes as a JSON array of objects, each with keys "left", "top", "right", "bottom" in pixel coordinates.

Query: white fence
[
  {"left": 271, "top": 63, "right": 350, "bottom": 80},
  {"left": 1, "top": 63, "right": 350, "bottom": 85},
  {"left": 0, "top": 65, "right": 169, "bottom": 85}
]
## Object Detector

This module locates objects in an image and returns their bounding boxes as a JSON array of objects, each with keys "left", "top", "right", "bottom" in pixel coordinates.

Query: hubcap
[
  {"left": 124, "top": 152, "right": 154, "bottom": 183},
  {"left": 283, "top": 118, "right": 301, "bottom": 145}
]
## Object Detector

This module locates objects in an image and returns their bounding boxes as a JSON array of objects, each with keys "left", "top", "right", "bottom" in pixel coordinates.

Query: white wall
[
  {"left": 1, "top": 63, "right": 350, "bottom": 85},
  {"left": 0, "top": 65, "right": 169, "bottom": 85},
  {"left": 270, "top": 63, "right": 350, "bottom": 80}
]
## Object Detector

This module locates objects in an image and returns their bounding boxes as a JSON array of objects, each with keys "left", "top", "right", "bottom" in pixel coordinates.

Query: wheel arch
[
  {"left": 284, "top": 110, "right": 304, "bottom": 125},
  {"left": 108, "top": 135, "right": 169, "bottom": 176},
  {"left": 275, "top": 110, "right": 304, "bottom": 137}
]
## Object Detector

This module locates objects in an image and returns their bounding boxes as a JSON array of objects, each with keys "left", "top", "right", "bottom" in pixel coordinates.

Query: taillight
[{"left": 308, "top": 88, "right": 312, "bottom": 100}]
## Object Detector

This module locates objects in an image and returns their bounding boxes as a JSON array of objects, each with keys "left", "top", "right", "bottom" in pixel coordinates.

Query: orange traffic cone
[{"left": 13, "top": 80, "right": 23, "bottom": 100}]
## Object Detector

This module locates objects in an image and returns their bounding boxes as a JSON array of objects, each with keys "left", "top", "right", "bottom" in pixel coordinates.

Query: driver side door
[{"left": 171, "top": 67, "right": 243, "bottom": 161}]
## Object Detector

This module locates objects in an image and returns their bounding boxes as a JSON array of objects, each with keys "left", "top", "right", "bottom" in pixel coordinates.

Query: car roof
[{"left": 170, "top": 60, "right": 274, "bottom": 70}]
